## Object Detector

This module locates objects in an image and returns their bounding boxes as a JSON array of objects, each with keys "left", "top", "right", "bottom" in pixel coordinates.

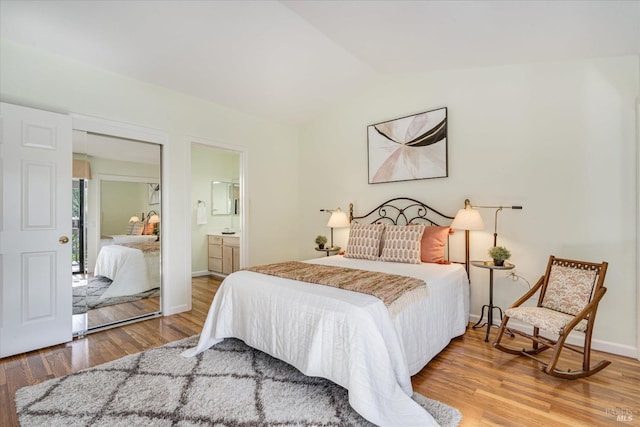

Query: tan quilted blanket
[
  {"left": 117, "top": 241, "right": 160, "bottom": 254},
  {"left": 247, "top": 261, "right": 428, "bottom": 317}
]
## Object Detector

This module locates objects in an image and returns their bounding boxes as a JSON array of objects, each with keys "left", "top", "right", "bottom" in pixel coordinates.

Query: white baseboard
[
  {"left": 192, "top": 270, "right": 227, "bottom": 280},
  {"left": 163, "top": 303, "right": 190, "bottom": 316},
  {"left": 191, "top": 270, "right": 211, "bottom": 277},
  {"left": 469, "top": 313, "right": 638, "bottom": 359}
]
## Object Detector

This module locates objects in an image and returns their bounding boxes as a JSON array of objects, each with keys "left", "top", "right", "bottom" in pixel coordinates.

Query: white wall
[
  {"left": 298, "top": 56, "right": 640, "bottom": 354},
  {"left": 100, "top": 181, "right": 147, "bottom": 235},
  {"left": 1, "top": 39, "right": 300, "bottom": 315}
]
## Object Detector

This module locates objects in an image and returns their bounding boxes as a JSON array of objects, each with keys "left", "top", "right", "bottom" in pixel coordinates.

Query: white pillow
[{"left": 379, "top": 224, "right": 426, "bottom": 264}]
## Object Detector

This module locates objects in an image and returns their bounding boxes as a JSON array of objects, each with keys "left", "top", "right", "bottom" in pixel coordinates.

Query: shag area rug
[
  {"left": 72, "top": 275, "right": 160, "bottom": 315},
  {"left": 15, "top": 336, "right": 462, "bottom": 426}
]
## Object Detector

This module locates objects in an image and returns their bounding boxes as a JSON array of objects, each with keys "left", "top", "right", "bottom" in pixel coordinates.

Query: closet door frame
[
  {"left": 71, "top": 114, "right": 170, "bottom": 313},
  {"left": 636, "top": 101, "right": 639, "bottom": 362}
]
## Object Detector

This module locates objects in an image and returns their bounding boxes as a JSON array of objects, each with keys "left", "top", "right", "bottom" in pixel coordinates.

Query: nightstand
[
  {"left": 470, "top": 260, "right": 515, "bottom": 342},
  {"left": 315, "top": 247, "right": 340, "bottom": 257}
]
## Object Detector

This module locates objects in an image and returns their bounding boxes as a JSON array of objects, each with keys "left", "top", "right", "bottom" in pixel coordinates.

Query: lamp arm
[
  {"left": 469, "top": 202, "right": 523, "bottom": 247},
  {"left": 493, "top": 207, "right": 502, "bottom": 246}
]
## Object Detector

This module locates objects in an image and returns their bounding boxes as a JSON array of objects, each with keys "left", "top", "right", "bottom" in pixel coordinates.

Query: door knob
[{"left": 59, "top": 236, "right": 69, "bottom": 244}]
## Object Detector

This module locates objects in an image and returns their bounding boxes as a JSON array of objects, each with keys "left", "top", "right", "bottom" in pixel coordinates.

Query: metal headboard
[
  {"left": 349, "top": 197, "right": 454, "bottom": 226},
  {"left": 349, "top": 197, "right": 468, "bottom": 270}
]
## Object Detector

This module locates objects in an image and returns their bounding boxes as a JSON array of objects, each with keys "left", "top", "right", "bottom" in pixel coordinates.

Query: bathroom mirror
[{"left": 211, "top": 181, "right": 240, "bottom": 215}]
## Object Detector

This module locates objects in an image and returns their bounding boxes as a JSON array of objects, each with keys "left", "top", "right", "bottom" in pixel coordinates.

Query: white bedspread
[
  {"left": 94, "top": 244, "right": 159, "bottom": 298},
  {"left": 182, "top": 256, "right": 469, "bottom": 426}
]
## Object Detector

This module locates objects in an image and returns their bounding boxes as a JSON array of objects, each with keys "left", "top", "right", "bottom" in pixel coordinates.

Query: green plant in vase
[
  {"left": 315, "top": 235, "right": 328, "bottom": 249},
  {"left": 488, "top": 246, "right": 511, "bottom": 266}
]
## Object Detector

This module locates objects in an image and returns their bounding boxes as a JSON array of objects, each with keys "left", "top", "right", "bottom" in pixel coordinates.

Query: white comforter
[
  {"left": 182, "top": 256, "right": 469, "bottom": 426},
  {"left": 94, "top": 244, "right": 159, "bottom": 298}
]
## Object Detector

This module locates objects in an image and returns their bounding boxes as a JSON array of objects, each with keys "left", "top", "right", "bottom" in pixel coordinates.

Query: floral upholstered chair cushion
[
  {"left": 540, "top": 264, "right": 598, "bottom": 315},
  {"left": 504, "top": 306, "right": 589, "bottom": 334},
  {"left": 506, "top": 263, "right": 598, "bottom": 335}
]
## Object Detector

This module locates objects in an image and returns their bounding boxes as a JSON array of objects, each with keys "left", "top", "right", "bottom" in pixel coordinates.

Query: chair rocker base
[
  {"left": 493, "top": 326, "right": 611, "bottom": 379},
  {"left": 540, "top": 359, "right": 611, "bottom": 380},
  {"left": 493, "top": 327, "right": 551, "bottom": 355}
]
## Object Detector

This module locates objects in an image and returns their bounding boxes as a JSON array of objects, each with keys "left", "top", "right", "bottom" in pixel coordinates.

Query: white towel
[{"left": 196, "top": 205, "right": 208, "bottom": 225}]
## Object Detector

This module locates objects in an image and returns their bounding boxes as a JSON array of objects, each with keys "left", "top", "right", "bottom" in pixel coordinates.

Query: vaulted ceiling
[{"left": 1, "top": 1, "right": 638, "bottom": 126}]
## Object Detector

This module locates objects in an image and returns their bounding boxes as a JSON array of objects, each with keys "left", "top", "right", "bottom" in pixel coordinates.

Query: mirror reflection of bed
[{"left": 72, "top": 131, "right": 161, "bottom": 335}]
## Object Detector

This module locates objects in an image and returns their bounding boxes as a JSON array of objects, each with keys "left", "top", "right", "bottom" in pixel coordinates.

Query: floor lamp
[
  {"left": 470, "top": 200, "right": 523, "bottom": 247},
  {"left": 451, "top": 199, "right": 523, "bottom": 270}
]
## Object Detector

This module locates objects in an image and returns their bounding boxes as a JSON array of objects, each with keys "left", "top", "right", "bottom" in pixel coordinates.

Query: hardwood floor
[
  {"left": 413, "top": 330, "right": 640, "bottom": 426},
  {"left": 86, "top": 295, "right": 161, "bottom": 329},
  {"left": 2, "top": 275, "right": 638, "bottom": 426}
]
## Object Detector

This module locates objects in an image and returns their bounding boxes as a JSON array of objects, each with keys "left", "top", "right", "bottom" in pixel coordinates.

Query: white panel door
[{"left": 0, "top": 102, "right": 72, "bottom": 358}]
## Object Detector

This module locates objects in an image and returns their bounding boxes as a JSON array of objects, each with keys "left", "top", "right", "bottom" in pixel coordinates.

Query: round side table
[
  {"left": 315, "top": 247, "right": 340, "bottom": 257},
  {"left": 470, "top": 260, "right": 515, "bottom": 342}
]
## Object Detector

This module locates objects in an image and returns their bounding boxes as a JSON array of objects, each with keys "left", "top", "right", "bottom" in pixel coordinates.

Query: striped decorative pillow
[
  {"left": 344, "top": 223, "right": 385, "bottom": 260},
  {"left": 126, "top": 221, "right": 144, "bottom": 236},
  {"left": 380, "top": 224, "right": 426, "bottom": 264}
]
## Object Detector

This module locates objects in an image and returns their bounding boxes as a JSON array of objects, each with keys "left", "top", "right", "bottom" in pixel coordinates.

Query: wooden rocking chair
[{"left": 493, "top": 255, "right": 610, "bottom": 379}]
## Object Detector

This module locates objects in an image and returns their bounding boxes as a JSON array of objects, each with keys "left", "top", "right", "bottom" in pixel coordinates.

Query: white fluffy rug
[
  {"left": 72, "top": 275, "right": 159, "bottom": 315},
  {"left": 16, "top": 336, "right": 461, "bottom": 426}
]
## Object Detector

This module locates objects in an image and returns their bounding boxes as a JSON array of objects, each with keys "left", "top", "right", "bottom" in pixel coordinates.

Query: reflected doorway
[{"left": 72, "top": 179, "right": 87, "bottom": 275}]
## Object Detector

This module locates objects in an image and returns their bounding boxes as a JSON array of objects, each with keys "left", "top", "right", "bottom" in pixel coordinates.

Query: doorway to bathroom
[{"left": 189, "top": 139, "right": 247, "bottom": 278}]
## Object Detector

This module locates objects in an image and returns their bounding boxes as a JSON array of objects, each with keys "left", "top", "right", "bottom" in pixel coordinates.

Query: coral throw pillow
[
  {"left": 380, "top": 224, "right": 426, "bottom": 264},
  {"left": 142, "top": 220, "right": 155, "bottom": 235},
  {"left": 344, "top": 223, "right": 385, "bottom": 260},
  {"left": 420, "top": 226, "right": 450, "bottom": 263}
]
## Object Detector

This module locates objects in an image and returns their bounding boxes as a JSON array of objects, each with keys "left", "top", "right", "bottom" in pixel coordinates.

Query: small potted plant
[
  {"left": 315, "top": 235, "right": 328, "bottom": 249},
  {"left": 488, "top": 246, "right": 511, "bottom": 266}
]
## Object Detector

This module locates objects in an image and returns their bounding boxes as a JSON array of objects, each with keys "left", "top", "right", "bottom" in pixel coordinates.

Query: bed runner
[
  {"left": 117, "top": 241, "right": 160, "bottom": 253},
  {"left": 247, "top": 261, "right": 428, "bottom": 317}
]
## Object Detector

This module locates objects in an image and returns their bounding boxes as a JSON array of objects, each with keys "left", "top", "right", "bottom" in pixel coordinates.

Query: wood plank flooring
[
  {"left": 1, "top": 275, "right": 638, "bottom": 426},
  {"left": 85, "top": 295, "right": 161, "bottom": 329}
]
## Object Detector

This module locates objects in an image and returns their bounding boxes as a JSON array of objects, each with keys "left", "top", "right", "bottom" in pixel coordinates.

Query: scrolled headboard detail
[
  {"left": 349, "top": 197, "right": 468, "bottom": 272},
  {"left": 349, "top": 197, "right": 454, "bottom": 226}
]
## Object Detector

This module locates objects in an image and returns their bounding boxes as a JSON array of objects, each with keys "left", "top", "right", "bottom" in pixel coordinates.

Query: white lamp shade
[
  {"left": 129, "top": 216, "right": 141, "bottom": 223},
  {"left": 451, "top": 208, "right": 484, "bottom": 231},
  {"left": 148, "top": 214, "right": 160, "bottom": 224},
  {"left": 327, "top": 208, "right": 350, "bottom": 228}
]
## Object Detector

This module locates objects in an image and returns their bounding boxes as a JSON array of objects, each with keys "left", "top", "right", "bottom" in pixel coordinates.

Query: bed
[
  {"left": 94, "top": 240, "right": 160, "bottom": 299},
  {"left": 182, "top": 198, "right": 470, "bottom": 426}
]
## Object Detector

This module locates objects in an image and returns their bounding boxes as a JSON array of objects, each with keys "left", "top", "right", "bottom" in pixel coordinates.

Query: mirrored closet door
[{"left": 72, "top": 131, "right": 162, "bottom": 334}]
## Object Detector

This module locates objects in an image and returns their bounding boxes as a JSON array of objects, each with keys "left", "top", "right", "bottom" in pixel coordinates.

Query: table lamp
[
  {"left": 451, "top": 199, "right": 485, "bottom": 273},
  {"left": 321, "top": 207, "right": 350, "bottom": 250}
]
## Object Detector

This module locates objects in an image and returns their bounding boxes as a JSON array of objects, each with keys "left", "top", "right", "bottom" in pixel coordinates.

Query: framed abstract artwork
[{"left": 367, "top": 107, "right": 448, "bottom": 184}]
